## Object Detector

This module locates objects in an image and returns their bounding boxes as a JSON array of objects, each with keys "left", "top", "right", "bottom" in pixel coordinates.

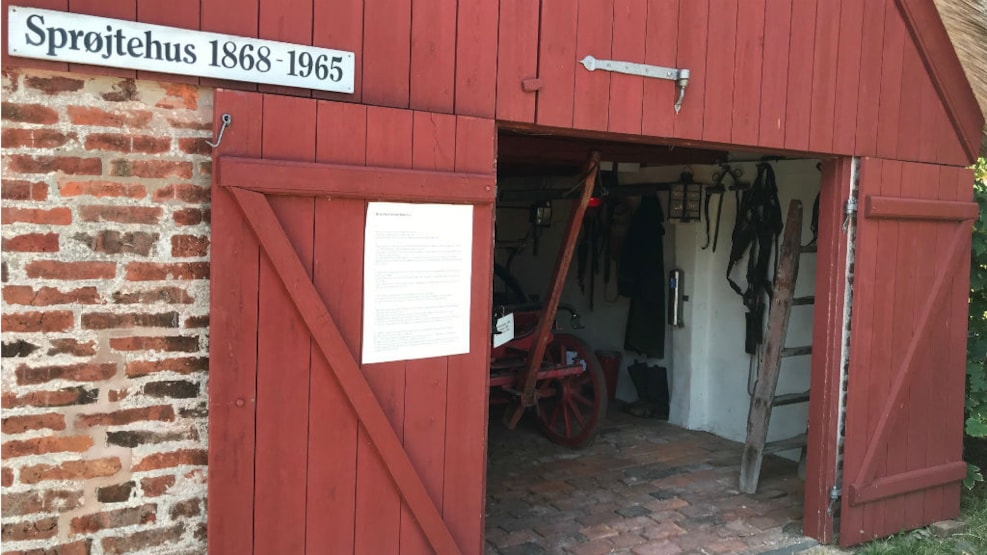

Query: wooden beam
[
  {"left": 865, "top": 196, "right": 979, "bottom": 221},
  {"left": 848, "top": 461, "right": 967, "bottom": 506},
  {"left": 218, "top": 157, "right": 495, "bottom": 204}
]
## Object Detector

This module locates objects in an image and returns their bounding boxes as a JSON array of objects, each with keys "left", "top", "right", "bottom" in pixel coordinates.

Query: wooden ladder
[{"left": 739, "top": 199, "right": 814, "bottom": 494}]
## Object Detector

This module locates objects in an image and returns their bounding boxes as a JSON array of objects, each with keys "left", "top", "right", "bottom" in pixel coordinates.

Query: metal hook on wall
[{"left": 206, "top": 113, "right": 232, "bottom": 148}]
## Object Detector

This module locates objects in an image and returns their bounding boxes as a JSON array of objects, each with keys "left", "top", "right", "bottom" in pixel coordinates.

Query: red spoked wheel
[{"left": 535, "top": 333, "right": 607, "bottom": 448}]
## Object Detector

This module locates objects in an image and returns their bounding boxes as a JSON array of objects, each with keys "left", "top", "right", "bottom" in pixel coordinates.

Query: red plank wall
[{"left": 3, "top": 0, "right": 978, "bottom": 166}]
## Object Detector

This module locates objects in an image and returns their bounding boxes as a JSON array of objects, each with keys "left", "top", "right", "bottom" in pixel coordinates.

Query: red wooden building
[{"left": 1, "top": 0, "right": 983, "bottom": 553}]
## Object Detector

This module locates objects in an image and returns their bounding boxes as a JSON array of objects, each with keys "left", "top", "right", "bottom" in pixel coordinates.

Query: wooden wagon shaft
[{"left": 505, "top": 151, "right": 600, "bottom": 429}]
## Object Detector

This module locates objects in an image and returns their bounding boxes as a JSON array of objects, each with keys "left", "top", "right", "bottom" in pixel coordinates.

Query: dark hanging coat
[{"left": 618, "top": 194, "right": 665, "bottom": 358}]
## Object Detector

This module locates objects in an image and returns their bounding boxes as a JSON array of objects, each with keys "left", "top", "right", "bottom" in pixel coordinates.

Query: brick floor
[{"left": 485, "top": 410, "right": 807, "bottom": 554}]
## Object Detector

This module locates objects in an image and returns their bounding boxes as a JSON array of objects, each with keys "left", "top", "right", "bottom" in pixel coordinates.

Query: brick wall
[{"left": 2, "top": 69, "right": 212, "bottom": 554}]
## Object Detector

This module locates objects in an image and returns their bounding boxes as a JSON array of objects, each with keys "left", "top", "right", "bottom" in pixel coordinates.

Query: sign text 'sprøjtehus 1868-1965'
[{"left": 7, "top": 6, "right": 355, "bottom": 93}]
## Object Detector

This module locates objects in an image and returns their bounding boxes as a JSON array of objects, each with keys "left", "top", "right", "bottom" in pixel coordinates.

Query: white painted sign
[
  {"left": 493, "top": 313, "right": 515, "bottom": 348},
  {"left": 362, "top": 203, "right": 473, "bottom": 364},
  {"left": 7, "top": 6, "right": 355, "bottom": 93}
]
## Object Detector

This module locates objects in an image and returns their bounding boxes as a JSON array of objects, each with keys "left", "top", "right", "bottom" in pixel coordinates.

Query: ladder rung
[
  {"left": 792, "top": 296, "right": 815, "bottom": 306},
  {"left": 800, "top": 245, "right": 817, "bottom": 254},
  {"left": 764, "top": 433, "right": 808, "bottom": 455},
  {"left": 772, "top": 391, "right": 810, "bottom": 407},
  {"left": 781, "top": 346, "right": 812, "bottom": 357}
]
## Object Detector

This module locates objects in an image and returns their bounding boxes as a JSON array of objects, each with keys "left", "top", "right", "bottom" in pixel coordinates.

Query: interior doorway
[{"left": 483, "top": 129, "right": 827, "bottom": 554}]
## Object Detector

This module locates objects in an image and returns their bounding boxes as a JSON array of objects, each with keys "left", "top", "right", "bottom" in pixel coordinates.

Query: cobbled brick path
[{"left": 485, "top": 410, "right": 809, "bottom": 554}]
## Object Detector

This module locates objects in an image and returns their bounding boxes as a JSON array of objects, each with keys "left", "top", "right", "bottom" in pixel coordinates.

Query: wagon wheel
[{"left": 535, "top": 333, "right": 607, "bottom": 448}]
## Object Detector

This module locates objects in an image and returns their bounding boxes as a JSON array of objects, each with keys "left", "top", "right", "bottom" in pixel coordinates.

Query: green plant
[{"left": 967, "top": 158, "right": 987, "bottom": 441}]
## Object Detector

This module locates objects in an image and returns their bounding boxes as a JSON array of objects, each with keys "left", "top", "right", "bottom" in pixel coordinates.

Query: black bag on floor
[{"left": 624, "top": 362, "right": 669, "bottom": 420}]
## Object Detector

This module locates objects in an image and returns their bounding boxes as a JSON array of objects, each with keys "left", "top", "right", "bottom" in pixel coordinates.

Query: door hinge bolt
[
  {"left": 827, "top": 485, "right": 841, "bottom": 515},
  {"left": 842, "top": 196, "right": 858, "bottom": 233}
]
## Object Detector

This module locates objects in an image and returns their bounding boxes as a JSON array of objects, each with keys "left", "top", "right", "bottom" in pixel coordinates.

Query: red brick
[
  {"left": 109, "top": 159, "right": 193, "bottom": 179},
  {"left": 48, "top": 338, "right": 97, "bottom": 357},
  {"left": 2, "top": 310, "right": 73, "bottom": 332},
  {"left": 85, "top": 133, "right": 170, "bottom": 154},
  {"left": 82, "top": 311, "right": 178, "bottom": 329},
  {"left": 167, "top": 116, "right": 211, "bottom": 130},
  {"left": 73, "top": 230, "right": 158, "bottom": 256},
  {"left": 3, "top": 285, "right": 100, "bottom": 305},
  {"left": 631, "top": 540, "right": 683, "bottom": 555},
  {"left": 21, "top": 458, "right": 122, "bottom": 484},
  {"left": 199, "top": 161, "right": 212, "bottom": 177},
  {"left": 1, "top": 207, "right": 71, "bottom": 225},
  {"left": 59, "top": 180, "right": 147, "bottom": 199},
  {"left": 2, "top": 180, "right": 48, "bottom": 201},
  {"left": 113, "top": 286, "right": 194, "bottom": 304},
  {"left": 157, "top": 83, "right": 198, "bottom": 109},
  {"left": 184, "top": 315, "right": 209, "bottom": 328},
  {"left": 25, "top": 75, "right": 83, "bottom": 94},
  {"left": 178, "top": 137, "right": 210, "bottom": 155},
  {"left": 153, "top": 183, "right": 209, "bottom": 203},
  {"left": 70, "top": 504, "right": 156, "bottom": 534},
  {"left": 109, "top": 336, "right": 199, "bottom": 352},
  {"left": 2, "top": 233, "right": 59, "bottom": 252},
  {"left": 101, "top": 523, "right": 183, "bottom": 555},
  {"left": 171, "top": 235, "right": 209, "bottom": 257},
  {"left": 140, "top": 475, "right": 176, "bottom": 497},
  {"left": 2, "top": 387, "right": 99, "bottom": 408},
  {"left": 1, "top": 102, "right": 59, "bottom": 124},
  {"left": 101, "top": 79, "right": 138, "bottom": 102},
  {"left": 126, "top": 357, "right": 208, "bottom": 377},
  {"left": 170, "top": 499, "right": 201, "bottom": 519},
  {"left": 2, "top": 467, "right": 13, "bottom": 487},
  {"left": 133, "top": 448, "right": 207, "bottom": 471},
  {"left": 76, "top": 406, "right": 176, "bottom": 428},
  {"left": 1, "top": 515, "right": 58, "bottom": 541},
  {"left": 8, "top": 155, "right": 101, "bottom": 175},
  {"left": 108, "top": 389, "right": 129, "bottom": 402},
  {"left": 68, "top": 105, "right": 153, "bottom": 127},
  {"left": 2, "top": 128, "right": 74, "bottom": 148},
  {"left": 3, "top": 539, "right": 91, "bottom": 555},
  {"left": 2, "top": 435, "right": 94, "bottom": 458},
  {"left": 79, "top": 205, "right": 162, "bottom": 224},
  {"left": 97, "top": 481, "right": 135, "bottom": 503},
  {"left": 2, "top": 339, "right": 38, "bottom": 357},
  {"left": 16, "top": 363, "right": 117, "bottom": 385},
  {"left": 125, "top": 262, "right": 209, "bottom": 281},
  {"left": 2, "top": 489, "right": 83, "bottom": 517},
  {"left": 25, "top": 260, "right": 116, "bottom": 280},
  {"left": 173, "top": 208, "right": 203, "bottom": 225},
  {"left": 1, "top": 413, "right": 66, "bottom": 434}
]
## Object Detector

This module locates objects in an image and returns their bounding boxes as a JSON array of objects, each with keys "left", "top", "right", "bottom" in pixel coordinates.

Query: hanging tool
[{"left": 703, "top": 165, "right": 743, "bottom": 252}]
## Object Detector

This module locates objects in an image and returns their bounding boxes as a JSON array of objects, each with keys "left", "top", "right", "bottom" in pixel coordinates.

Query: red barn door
[
  {"left": 840, "top": 157, "right": 976, "bottom": 545},
  {"left": 208, "top": 91, "right": 495, "bottom": 555}
]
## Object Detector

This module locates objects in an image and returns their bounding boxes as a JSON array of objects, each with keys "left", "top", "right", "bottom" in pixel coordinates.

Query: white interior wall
[{"left": 495, "top": 158, "right": 820, "bottom": 448}]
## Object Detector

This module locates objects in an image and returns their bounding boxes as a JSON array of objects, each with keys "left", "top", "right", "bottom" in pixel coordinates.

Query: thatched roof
[{"left": 934, "top": 0, "right": 987, "bottom": 156}]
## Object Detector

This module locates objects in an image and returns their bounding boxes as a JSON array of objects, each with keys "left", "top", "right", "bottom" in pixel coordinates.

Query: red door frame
[{"left": 803, "top": 157, "right": 853, "bottom": 542}]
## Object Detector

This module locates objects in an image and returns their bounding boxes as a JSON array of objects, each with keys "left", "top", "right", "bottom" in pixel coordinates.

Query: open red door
[
  {"left": 208, "top": 91, "right": 496, "bottom": 555},
  {"left": 840, "top": 157, "right": 976, "bottom": 545}
]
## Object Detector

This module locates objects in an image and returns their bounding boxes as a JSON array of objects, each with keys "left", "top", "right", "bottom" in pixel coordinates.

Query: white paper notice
[{"left": 362, "top": 202, "right": 473, "bottom": 364}]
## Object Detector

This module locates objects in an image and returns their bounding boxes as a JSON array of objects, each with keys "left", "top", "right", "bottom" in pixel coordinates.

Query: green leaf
[
  {"left": 963, "top": 463, "right": 983, "bottom": 489},
  {"left": 967, "top": 416, "right": 987, "bottom": 437}
]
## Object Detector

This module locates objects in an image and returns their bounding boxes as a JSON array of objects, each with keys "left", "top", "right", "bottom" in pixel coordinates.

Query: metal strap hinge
[{"left": 579, "top": 56, "right": 691, "bottom": 113}]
